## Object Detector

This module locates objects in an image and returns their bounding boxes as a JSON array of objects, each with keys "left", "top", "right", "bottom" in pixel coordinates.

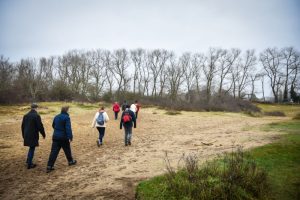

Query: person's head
[
  {"left": 31, "top": 103, "right": 38, "bottom": 110},
  {"left": 61, "top": 106, "right": 69, "bottom": 113},
  {"left": 99, "top": 106, "right": 104, "bottom": 112},
  {"left": 135, "top": 100, "right": 138, "bottom": 103},
  {"left": 126, "top": 105, "right": 130, "bottom": 109},
  {"left": 124, "top": 100, "right": 127, "bottom": 103}
]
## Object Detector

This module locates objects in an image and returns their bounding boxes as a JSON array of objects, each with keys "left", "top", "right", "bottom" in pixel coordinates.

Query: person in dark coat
[
  {"left": 120, "top": 105, "right": 136, "bottom": 146},
  {"left": 46, "top": 106, "right": 76, "bottom": 173},
  {"left": 21, "top": 103, "right": 46, "bottom": 169},
  {"left": 121, "top": 100, "right": 128, "bottom": 112}
]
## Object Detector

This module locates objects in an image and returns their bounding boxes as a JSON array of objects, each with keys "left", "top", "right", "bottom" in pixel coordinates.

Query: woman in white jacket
[{"left": 92, "top": 107, "right": 109, "bottom": 146}]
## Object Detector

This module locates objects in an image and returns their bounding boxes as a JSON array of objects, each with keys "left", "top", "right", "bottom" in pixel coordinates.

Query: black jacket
[
  {"left": 120, "top": 109, "right": 136, "bottom": 129},
  {"left": 21, "top": 109, "right": 45, "bottom": 147}
]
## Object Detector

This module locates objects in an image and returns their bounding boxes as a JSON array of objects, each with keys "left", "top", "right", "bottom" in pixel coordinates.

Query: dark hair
[
  {"left": 135, "top": 100, "right": 138, "bottom": 103},
  {"left": 31, "top": 103, "right": 38, "bottom": 109},
  {"left": 126, "top": 105, "right": 130, "bottom": 108},
  {"left": 61, "top": 106, "right": 69, "bottom": 113}
]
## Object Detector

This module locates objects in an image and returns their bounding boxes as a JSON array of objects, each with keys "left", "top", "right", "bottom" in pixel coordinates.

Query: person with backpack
[
  {"left": 112, "top": 102, "right": 120, "bottom": 120},
  {"left": 135, "top": 100, "right": 141, "bottom": 119},
  {"left": 121, "top": 100, "right": 127, "bottom": 112},
  {"left": 120, "top": 105, "right": 136, "bottom": 146},
  {"left": 92, "top": 106, "right": 109, "bottom": 146},
  {"left": 21, "top": 103, "right": 46, "bottom": 169},
  {"left": 46, "top": 106, "right": 77, "bottom": 173}
]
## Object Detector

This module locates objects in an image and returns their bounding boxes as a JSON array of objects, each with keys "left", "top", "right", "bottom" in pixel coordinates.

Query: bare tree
[
  {"left": 235, "top": 50, "right": 257, "bottom": 98},
  {"left": 191, "top": 53, "right": 206, "bottom": 94},
  {"left": 167, "top": 53, "right": 185, "bottom": 102},
  {"left": 260, "top": 48, "right": 283, "bottom": 103},
  {"left": 180, "top": 52, "right": 195, "bottom": 102},
  {"left": 103, "top": 50, "right": 115, "bottom": 94},
  {"left": 131, "top": 49, "right": 146, "bottom": 95},
  {"left": 281, "top": 47, "right": 298, "bottom": 102},
  {"left": 203, "top": 48, "right": 222, "bottom": 102},
  {"left": 218, "top": 48, "right": 241, "bottom": 95},
  {"left": 111, "top": 49, "right": 130, "bottom": 94},
  {"left": 148, "top": 49, "right": 169, "bottom": 97}
]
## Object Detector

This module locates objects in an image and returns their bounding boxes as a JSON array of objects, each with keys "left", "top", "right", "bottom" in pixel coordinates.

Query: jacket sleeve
[
  {"left": 65, "top": 116, "right": 73, "bottom": 140},
  {"left": 37, "top": 115, "right": 46, "bottom": 138},
  {"left": 21, "top": 116, "right": 25, "bottom": 139},
  {"left": 131, "top": 111, "right": 137, "bottom": 128},
  {"left": 105, "top": 112, "right": 109, "bottom": 122}
]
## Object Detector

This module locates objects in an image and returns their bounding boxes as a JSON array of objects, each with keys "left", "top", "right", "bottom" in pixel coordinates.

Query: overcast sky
[{"left": 0, "top": 0, "right": 299, "bottom": 61}]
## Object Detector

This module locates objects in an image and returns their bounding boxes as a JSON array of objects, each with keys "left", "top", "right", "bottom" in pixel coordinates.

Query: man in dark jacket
[
  {"left": 46, "top": 106, "right": 76, "bottom": 173},
  {"left": 120, "top": 105, "right": 136, "bottom": 146},
  {"left": 21, "top": 103, "right": 45, "bottom": 169},
  {"left": 121, "top": 100, "right": 127, "bottom": 112}
]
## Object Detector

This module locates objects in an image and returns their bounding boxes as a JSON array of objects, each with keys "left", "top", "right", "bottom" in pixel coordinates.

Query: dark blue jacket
[
  {"left": 52, "top": 112, "right": 73, "bottom": 141},
  {"left": 120, "top": 109, "right": 136, "bottom": 129}
]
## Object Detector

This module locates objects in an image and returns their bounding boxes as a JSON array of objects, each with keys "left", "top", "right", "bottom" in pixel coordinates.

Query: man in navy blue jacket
[
  {"left": 120, "top": 105, "right": 136, "bottom": 146},
  {"left": 46, "top": 106, "right": 76, "bottom": 173}
]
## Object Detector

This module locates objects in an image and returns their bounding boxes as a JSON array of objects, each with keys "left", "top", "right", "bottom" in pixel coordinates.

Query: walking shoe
[
  {"left": 125, "top": 143, "right": 128, "bottom": 146},
  {"left": 27, "top": 164, "right": 37, "bottom": 169},
  {"left": 68, "top": 160, "right": 77, "bottom": 166},
  {"left": 128, "top": 141, "right": 131, "bottom": 146},
  {"left": 46, "top": 166, "right": 55, "bottom": 173},
  {"left": 97, "top": 140, "right": 100, "bottom": 147}
]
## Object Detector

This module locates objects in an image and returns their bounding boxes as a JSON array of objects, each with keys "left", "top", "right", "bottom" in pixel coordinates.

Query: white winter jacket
[
  {"left": 92, "top": 111, "right": 109, "bottom": 128},
  {"left": 130, "top": 104, "right": 137, "bottom": 113}
]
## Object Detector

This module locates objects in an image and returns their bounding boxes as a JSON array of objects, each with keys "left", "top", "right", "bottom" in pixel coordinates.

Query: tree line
[{"left": 0, "top": 47, "right": 299, "bottom": 104}]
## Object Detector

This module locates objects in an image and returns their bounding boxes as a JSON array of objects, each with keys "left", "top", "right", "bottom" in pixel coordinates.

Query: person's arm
[
  {"left": 65, "top": 116, "right": 73, "bottom": 141},
  {"left": 120, "top": 112, "right": 123, "bottom": 129},
  {"left": 21, "top": 116, "right": 25, "bottom": 139},
  {"left": 131, "top": 111, "right": 136, "bottom": 128},
  {"left": 105, "top": 112, "right": 109, "bottom": 122},
  {"left": 37, "top": 115, "right": 46, "bottom": 139},
  {"left": 52, "top": 118, "right": 55, "bottom": 129}
]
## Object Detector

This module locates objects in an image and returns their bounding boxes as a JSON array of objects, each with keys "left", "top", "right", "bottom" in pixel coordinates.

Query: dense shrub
[{"left": 293, "top": 112, "right": 300, "bottom": 120}]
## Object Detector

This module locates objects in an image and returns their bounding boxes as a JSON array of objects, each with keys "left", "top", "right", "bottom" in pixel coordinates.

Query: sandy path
[{"left": 0, "top": 108, "right": 286, "bottom": 199}]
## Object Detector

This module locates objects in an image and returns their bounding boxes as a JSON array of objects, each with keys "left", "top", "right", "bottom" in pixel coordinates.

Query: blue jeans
[
  {"left": 97, "top": 127, "right": 106, "bottom": 143},
  {"left": 124, "top": 126, "right": 132, "bottom": 144},
  {"left": 26, "top": 146, "right": 35, "bottom": 165}
]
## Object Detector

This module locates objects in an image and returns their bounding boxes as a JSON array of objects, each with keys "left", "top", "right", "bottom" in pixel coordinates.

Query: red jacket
[{"left": 113, "top": 103, "right": 120, "bottom": 112}]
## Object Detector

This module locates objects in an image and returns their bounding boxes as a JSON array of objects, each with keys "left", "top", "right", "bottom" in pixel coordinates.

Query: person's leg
[
  {"left": 127, "top": 126, "right": 133, "bottom": 145},
  {"left": 27, "top": 146, "right": 35, "bottom": 167},
  {"left": 61, "top": 140, "right": 74, "bottom": 163},
  {"left": 47, "top": 140, "right": 61, "bottom": 168},
  {"left": 114, "top": 111, "right": 118, "bottom": 120},
  {"left": 99, "top": 127, "right": 105, "bottom": 144},
  {"left": 96, "top": 127, "right": 101, "bottom": 146},
  {"left": 136, "top": 111, "right": 138, "bottom": 119},
  {"left": 124, "top": 127, "right": 128, "bottom": 145}
]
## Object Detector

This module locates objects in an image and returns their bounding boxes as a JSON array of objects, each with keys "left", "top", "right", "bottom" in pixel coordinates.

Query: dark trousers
[
  {"left": 47, "top": 139, "right": 73, "bottom": 167},
  {"left": 26, "top": 146, "right": 35, "bottom": 165},
  {"left": 124, "top": 126, "right": 132, "bottom": 144},
  {"left": 136, "top": 111, "right": 139, "bottom": 119},
  {"left": 96, "top": 127, "right": 106, "bottom": 143},
  {"left": 114, "top": 111, "right": 119, "bottom": 120}
]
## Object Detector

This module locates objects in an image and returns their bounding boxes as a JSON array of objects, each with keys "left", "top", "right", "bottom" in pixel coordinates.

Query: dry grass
[{"left": 0, "top": 102, "right": 289, "bottom": 199}]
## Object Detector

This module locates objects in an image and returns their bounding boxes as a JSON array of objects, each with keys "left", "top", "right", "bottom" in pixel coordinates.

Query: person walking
[
  {"left": 46, "top": 106, "right": 76, "bottom": 173},
  {"left": 21, "top": 103, "right": 46, "bottom": 169},
  {"left": 121, "top": 100, "right": 127, "bottom": 112},
  {"left": 120, "top": 105, "right": 136, "bottom": 146},
  {"left": 112, "top": 102, "right": 120, "bottom": 120},
  {"left": 130, "top": 102, "right": 137, "bottom": 117},
  {"left": 92, "top": 106, "right": 109, "bottom": 146},
  {"left": 134, "top": 100, "right": 141, "bottom": 119}
]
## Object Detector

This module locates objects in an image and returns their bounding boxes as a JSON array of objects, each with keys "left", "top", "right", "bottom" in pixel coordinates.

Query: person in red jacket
[
  {"left": 113, "top": 102, "right": 120, "bottom": 120},
  {"left": 135, "top": 100, "right": 141, "bottom": 119}
]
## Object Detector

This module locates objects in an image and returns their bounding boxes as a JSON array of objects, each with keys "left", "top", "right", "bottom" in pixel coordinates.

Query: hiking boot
[
  {"left": 27, "top": 164, "right": 37, "bottom": 169},
  {"left": 97, "top": 140, "right": 100, "bottom": 147},
  {"left": 46, "top": 166, "right": 55, "bottom": 173},
  {"left": 128, "top": 141, "right": 131, "bottom": 146},
  {"left": 68, "top": 160, "right": 77, "bottom": 166},
  {"left": 125, "top": 143, "right": 128, "bottom": 146}
]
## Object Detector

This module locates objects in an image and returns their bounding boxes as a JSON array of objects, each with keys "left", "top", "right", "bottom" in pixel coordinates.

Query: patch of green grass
[
  {"left": 256, "top": 103, "right": 300, "bottom": 118},
  {"left": 293, "top": 112, "right": 300, "bottom": 120},
  {"left": 165, "top": 110, "right": 181, "bottom": 115},
  {"left": 249, "top": 123, "right": 300, "bottom": 200}
]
